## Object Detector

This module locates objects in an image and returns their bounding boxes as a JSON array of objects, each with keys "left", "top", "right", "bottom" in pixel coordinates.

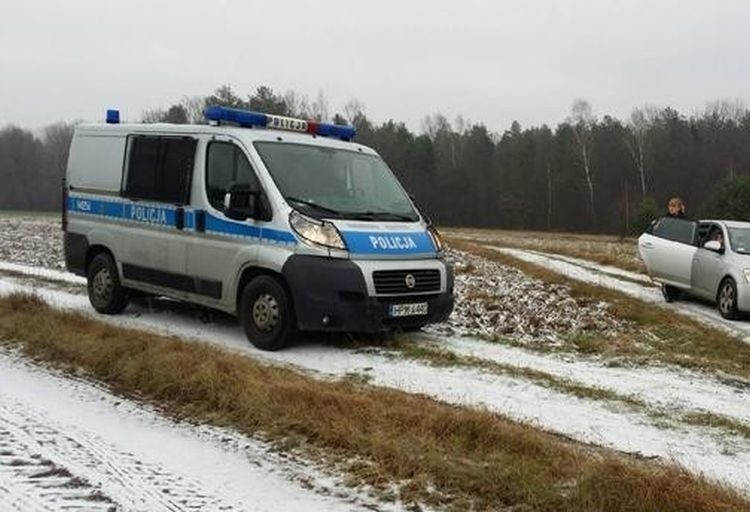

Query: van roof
[{"left": 74, "top": 122, "right": 379, "bottom": 155}]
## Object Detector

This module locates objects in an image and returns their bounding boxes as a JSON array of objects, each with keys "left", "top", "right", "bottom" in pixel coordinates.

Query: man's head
[{"left": 668, "top": 197, "right": 685, "bottom": 216}]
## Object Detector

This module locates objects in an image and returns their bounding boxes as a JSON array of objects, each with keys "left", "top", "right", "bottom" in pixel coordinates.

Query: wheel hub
[
  {"left": 92, "top": 268, "right": 113, "bottom": 302},
  {"left": 252, "top": 293, "right": 279, "bottom": 332},
  {"left": 720, "top": 283, "right": 734, "bottom": 313}
]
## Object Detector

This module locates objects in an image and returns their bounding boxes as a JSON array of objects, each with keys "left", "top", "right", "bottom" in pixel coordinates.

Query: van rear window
[{"left": 124, "top": 136, "right": 196, "bottom": 204}]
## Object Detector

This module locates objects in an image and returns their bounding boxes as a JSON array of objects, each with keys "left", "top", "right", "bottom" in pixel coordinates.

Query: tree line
[{"left": 3, "top": 85, "right": 750, "bottom": 234}]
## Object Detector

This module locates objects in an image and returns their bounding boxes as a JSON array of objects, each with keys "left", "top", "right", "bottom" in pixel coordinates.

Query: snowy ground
[
  {"left": 491, "top": 246, "right": 750, "bottom": 342},
  {"left": 1, "top": 269, "right": 749, "bottom": 497},
  {"left": 0, "top": 347, "right": 392, "bottom": 512},
  {"left": 2, "top": 217, "right": 750, "bottom": 506},
  {"left": 435, "top": 248, "right": 630, "bottom": 343}
]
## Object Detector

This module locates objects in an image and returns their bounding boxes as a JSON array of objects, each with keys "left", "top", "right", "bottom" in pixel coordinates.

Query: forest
[{"left": 3, "top": 84, "right": 750, "bottom": 234}]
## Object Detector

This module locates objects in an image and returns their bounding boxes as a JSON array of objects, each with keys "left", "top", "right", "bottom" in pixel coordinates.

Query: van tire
[
  {"left": 87, "top": 253, "right": 129, "bottom": 314},
  {"left": 717, "top": 277, "right": 739, "bottom": 320},
  {"left": 661, "top": 284, "right": 681, "bottom": 303},
  {"left": 240, "top": 275, "right": 296, "bottom": 351}
]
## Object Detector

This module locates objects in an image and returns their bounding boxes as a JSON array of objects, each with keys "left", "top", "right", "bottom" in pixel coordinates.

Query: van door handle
[
  {"left": 194, "top": 210, "right": 206, "bottom": 233},
  {"left": 641, "top": 242, "right": 654, "bottom": 249},
  {"left": 175, "top": 207, "right": 185, "bottom": 230}
]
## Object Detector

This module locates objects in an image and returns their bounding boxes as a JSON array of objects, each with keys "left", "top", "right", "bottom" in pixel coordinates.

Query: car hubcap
[
  {"left": 92, "top": 268, "right": 113, "bottom": 304},
  {"left": 252, "top": 293, "right": 279, "bottom": 332},
  {"left": 720, "top": 283, "right": 734, "bottom": 314}
]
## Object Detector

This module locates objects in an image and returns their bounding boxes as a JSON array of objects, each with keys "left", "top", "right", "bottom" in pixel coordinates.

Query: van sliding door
[{"left": 119, "top": 135, "right": 196, "bottom": 291}]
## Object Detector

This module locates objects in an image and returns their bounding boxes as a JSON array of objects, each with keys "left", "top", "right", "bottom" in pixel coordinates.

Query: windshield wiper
[
  {"left": 284, "top": 196, "right": 342, "bottom": 216},
  {"left": 344, "top": 211, "right": 417, "bottom": 222}
]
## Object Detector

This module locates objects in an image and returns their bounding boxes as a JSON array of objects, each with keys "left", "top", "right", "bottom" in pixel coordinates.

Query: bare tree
[
  {"left": 180, "top": 96, "right": 206, "bottom": 124},
  {"left": 704, "top": 98, "right": 748, "bottom": 179},
  {"left": 141, "top": 108, "right": 166, "bottom": 123},
  {"left": 568, "top": 99, "right": 596, "bottom": 221},
  {"left": 624, "top": 105, "right": 659, "bottom": 199},
  {"left": 343, "top": 99, "right": 365, "bottom": 124},
  {"left": 283, "top": 90, "right": 311, "bottom": 119},
  {"left": 704, "top": 98, "right": 746, "bottom": 124},
  {"left": 310, "top": 90, "right": 329, "bottom": 122}
]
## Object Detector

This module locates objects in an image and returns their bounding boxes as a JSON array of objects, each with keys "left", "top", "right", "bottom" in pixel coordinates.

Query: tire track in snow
[
  {"left": 0, "top": 419, "right": 116, "bottom": 512},
  {"left": 0, "top": 397, "right": 234, "bottom": 512},
  {"left": 438, "top": 336, "right": 750, "bottom": 425},
  {"left": 0, "top": 351, "right": 378, "bottom": 512}
]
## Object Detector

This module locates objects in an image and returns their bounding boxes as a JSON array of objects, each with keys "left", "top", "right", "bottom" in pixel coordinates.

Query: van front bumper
[{"left": 282, "top": 255, "right": 454, "bottom": 332}]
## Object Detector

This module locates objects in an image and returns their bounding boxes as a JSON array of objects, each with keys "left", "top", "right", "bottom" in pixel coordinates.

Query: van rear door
[{"left": 638, "top": 217, "right": 697, "bottom": 289}]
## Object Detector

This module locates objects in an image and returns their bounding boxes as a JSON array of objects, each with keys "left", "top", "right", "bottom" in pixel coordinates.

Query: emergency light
[
  {"left": 204, "top": 106, "right": 356, "bottom": 141},
  {"left": 106, "top": 109, "right": 120, "bottom": 124}
]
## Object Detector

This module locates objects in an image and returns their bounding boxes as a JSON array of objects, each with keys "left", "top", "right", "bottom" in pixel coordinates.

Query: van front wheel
[
  {"left": 240, "top": 275, "right": 296, "bottom": 351},
  {"left": 87, "top": 253, "right": 129, "bottom": 314}
]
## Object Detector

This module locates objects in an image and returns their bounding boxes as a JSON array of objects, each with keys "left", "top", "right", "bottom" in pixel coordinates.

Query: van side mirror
[
  {"left": 224, "top": 184, "right": 258, "bottom": 221},
  {"left": 703, "top": 240, "right": 724, "bottom": 253}
]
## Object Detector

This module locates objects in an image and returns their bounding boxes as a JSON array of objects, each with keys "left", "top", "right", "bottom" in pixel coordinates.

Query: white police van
[{"left": 63, "top": 107, "right": 454, "bottom": 350}]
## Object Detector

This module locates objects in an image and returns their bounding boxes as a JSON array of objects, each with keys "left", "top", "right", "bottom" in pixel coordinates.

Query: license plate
[{"left": 389, "top": 302, "right": 428, "bottom": 317}]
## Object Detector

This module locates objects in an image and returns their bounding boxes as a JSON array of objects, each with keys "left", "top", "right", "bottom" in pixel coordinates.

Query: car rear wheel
[
  {"left": 87, "top": 252, "right": 129, "bottom": 314},
  {"left": 661, "top": 284, "right": 681, "bottom": 303},
  {"left": 717, "top": 278, "right": 739, "bottom": 320},
  {"left": 239, "top": 275, "right": 296, "bottom": 351}
]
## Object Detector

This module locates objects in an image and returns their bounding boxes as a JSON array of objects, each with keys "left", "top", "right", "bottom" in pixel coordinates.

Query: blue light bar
[
  {"left": 203, "top": 105, "right": 356, "bottom": 141},
  {"left": 205, "top": 106, "right": 268, "bottom": 128},
  {"left": 313, "top": 122, "right": 356, "bottom": 141},
  {"left": 106, "top": 109, "right": 120, "bottom": 124}
]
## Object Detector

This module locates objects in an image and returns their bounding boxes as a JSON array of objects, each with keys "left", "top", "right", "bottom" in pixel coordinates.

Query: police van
[{"left": 63, "top": 106, "right": 454, "bottom": 350}]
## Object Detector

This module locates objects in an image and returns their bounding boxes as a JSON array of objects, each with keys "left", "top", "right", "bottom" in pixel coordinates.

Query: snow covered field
[
  {"left": 491, "top": 245, "right": 750, "bottom": 342},
  {"left": 2, "top": 217, "right": 750, "bottom": 509},
  {"left": 0, "top": 349, "right": 378, "bottom": 512}
]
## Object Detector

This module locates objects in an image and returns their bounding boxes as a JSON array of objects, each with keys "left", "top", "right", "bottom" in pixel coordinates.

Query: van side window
[
  {"left": 124, "top": 136, "right": 196, "bottom": 204},
  {"left": 651, "top": 217, "right": 696, "bottom": 245},
  {"left": 206, "top": 142, "right": 260, "bottom": 211}
]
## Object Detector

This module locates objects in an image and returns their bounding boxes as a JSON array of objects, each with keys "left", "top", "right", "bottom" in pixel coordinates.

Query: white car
[{"left": 638, "top": 217, "right": 750, "bottom": 319}]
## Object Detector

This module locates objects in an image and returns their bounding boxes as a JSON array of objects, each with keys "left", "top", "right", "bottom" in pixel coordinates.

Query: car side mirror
[
  {"left": 224, "top": 184, "right": 258, "bottom": 221},
  {"left": 703, "top": 240, "right": 724, "bottom": 253}
]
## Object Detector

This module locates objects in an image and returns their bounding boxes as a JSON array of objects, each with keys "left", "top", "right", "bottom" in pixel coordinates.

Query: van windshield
[{"left": 253, "top": 142, "right": 419, "bottom": 222}]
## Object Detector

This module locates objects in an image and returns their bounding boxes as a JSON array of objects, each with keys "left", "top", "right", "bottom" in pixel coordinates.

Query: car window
[
  {"left": 728, "top": 227, "right": 750, "bottom": 254},
  {"left": 651, "top": 217, "right": 696, "bottom": 245},
  {"left": 696, "top": 223, "right": 719, "bottom": 247},
  {"left": 124, "top": 136, "right": 196, "bottom": 204},
  {"left": 205, "top": 141, "right": 260, "bottom": 212}
]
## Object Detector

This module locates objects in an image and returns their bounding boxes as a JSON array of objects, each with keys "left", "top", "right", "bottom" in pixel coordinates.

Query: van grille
[{"left": 373, "top": 269, "right": 441, "bottom": 294}]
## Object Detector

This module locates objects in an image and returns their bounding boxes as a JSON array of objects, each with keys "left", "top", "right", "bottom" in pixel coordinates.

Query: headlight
[
  {"left": 289, "top": 211, "right": 346, "bottom": 250},
  {"left": 743, "top": 268, "right": 750, "bottom": 283},
  {"left": 427, "top": 225, "right": 445, "bottom": 253}
]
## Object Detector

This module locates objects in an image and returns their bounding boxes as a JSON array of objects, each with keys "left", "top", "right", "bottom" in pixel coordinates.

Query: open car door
[{"left": 638, "top": 217, "right": 698, "bottom": 289}]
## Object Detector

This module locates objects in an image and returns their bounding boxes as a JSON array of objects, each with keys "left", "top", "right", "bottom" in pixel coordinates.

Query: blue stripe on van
[
  {"left": 67, "top": 195, "right": 297, "bottom": 246},
  {"left": 341, "top": 230, "right": 436, "bottom": 255}
]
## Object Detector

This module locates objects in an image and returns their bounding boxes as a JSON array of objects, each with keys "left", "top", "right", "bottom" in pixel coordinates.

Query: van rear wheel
[
  {"left": 240, "top": 275, "right": 296, "bottom": 351},
  {"left": 87, "top": 253, "right": 129, "bottom": 314}
]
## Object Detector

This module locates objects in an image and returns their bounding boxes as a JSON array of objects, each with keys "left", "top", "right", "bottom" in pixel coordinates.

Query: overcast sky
[{"left": 2, "top": 0, "right": 749, "bottom": 133}]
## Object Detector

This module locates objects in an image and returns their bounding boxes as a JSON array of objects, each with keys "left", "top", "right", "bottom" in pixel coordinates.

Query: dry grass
[
  {"left": 445, "top": 227, "right": 645, "bottom": 273},
  {"left": 448, "top": 238, "right": 750, "bottom": 381},
  {"left": 0, "top": 293, "right": 747, "bottom": 511}
]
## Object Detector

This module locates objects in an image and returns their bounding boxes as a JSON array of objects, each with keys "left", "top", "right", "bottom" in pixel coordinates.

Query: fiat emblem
[{"left": 405, "top": 273, "right": 416, "bottom": 289}]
